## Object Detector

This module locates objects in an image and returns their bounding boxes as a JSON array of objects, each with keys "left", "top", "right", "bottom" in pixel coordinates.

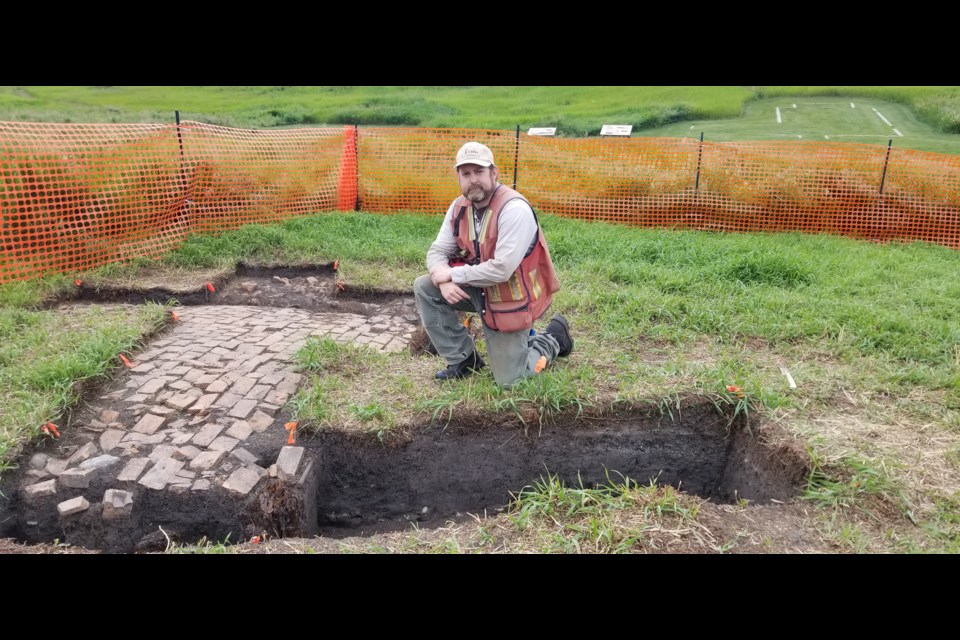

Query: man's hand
[
  {"left": 431, "top": 266, "right": 454, "bottom": 287},
  {"left": 439, "top": 281, "right": 470, "bottom": 305}
]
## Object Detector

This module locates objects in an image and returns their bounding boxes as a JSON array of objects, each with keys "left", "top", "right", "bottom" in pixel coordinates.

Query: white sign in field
[
  {"left": 527, "top": 127, "right": 557, "bottom": 136},
  {"left": 600, "top": 124, "right": 632, "bottom": 137}
]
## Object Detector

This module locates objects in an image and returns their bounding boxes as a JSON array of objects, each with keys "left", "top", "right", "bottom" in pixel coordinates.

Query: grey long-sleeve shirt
[{"left": 426, "top": 192, "right": 538, "bottom": 288}]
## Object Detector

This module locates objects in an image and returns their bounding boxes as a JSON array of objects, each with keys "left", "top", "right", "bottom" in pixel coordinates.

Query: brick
[
  {"left": 57, "top": 496, "right": 90, "bottom": 517},
  {"left": 169, "top": 430, "right": 194, "bottom": 446},
  {"left": 67, "top": 442, "right": 99, "bottom": 466},
  {"left": 45, "top": 458, "right": 69, "bottom": 477},
  {"left": 149, "top": 445, "right": 178, "bottom": 462},
  {"left": 191, "top": 479, "right": 211, "bottom": 491},
  {"left": 165, "top": 393, "right": 197, "bottom": 411},
  {"left": 138, "top": 378, "right": 167, "bottom": 395},
  {"left": 138, "top": 458, "right": 185, "bottom": 490},
  {"left": 173, "top": 445, "right": 202, "bottom": 461},
  {"left": 222, "top": 467, "right": 262, "bottom": 495},
  {"left": 102, "top": 489, "right": 134, "bottom": 520},
  {"left": 225, "top": 420, "right": 253, "bottom": 441},
  {"left": 260, "top": 373, "right": 286, "bottom": 386},
  {"left": 133, "top": 413, "right": 166, "bottom": 435},
  {"left": 189, "top": 393, "right": 219, "bottom": 413},
  {"left": 228, "top": 399, "right": 258, "bottom": 419},
  {"left": 230, "top": 447, "right": 258, "bottom": 466},
  {"left": 206, "top": 379, "right": 229, "bottom": 393},
  {"left": 118, "top": 457, "right": 151, "bottom": 482},
  {"left": 265, "top": 390, "right": 290, "bottom": 405},
  {"left": 99, "top": 430, "right": 126, "bottom": 452},
  {"left": 100, "top": 409, "right": 120, "bottom": 424},
  {"left": 24, "top": 480, "right": 57, "bottom": 499},
  {"left": 169, "top": 380, "right": 192, "bottom": 391},
  {"left": 214, "top": 392, "right": 242, "bottom": 408},
  {"left": 245, "top": 385, "right": 271, "bottom": 401},
  {"left": 191, "top": 422, "right": 225, "bottom": 448},
  {"left": 229, "top": 377, "right": 258, "bottom": 396},
  {"left": 24, "top": 468, "right": 50, "bottom": 482},
  {"left": 248, "top": 410, "right": 274, "bottom": 432},
  {"left": 59, "top": 467, "right": 97, "bottom": 489},
  {"left": 189, "top": 450, "right": 225, "bottom": 471},
  {"left": 207, "top": 436, "right": 239, "bottom": 452},
  {"left": 277, "top": 446, "right": 305, "bottom": 477}
]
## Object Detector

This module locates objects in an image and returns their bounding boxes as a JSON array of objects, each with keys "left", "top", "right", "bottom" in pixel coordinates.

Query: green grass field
[
  {"left": 638, "top": 96, "right": 960, "bottom": 155},
  {"left": 3, "top": 86, "right": 960, "bottom": 155}
]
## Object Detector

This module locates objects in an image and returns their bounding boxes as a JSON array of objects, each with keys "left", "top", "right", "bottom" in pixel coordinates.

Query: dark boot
[
  {"left": 435, "top": 350, "right": 486, "bottom": 380},
  {"left": 545, "top": 314, "right": 573, "bottom": 357}
]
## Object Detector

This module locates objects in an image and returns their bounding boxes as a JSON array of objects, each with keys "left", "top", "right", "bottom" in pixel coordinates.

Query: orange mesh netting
[
  {"left": 2, "top": 123, "right": 959, "bottom": 284},
  {"left": 1, "top": 121, "right": 187, "bottom": 281},
  {"left": 181, "top": 122, "right": 343, "bottom": 236}
]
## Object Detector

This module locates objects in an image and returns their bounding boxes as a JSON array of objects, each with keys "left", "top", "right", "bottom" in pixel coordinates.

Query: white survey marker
[
  {"left": 776, "top": 107, "right": 782, "bottom": 123},
  {"left": 527, "top": 127, "right": 557, "bottom": 136},
  {"left": 600, "top": 125, "right": 632, "bottom": 137},
  {"left": 779, "top": 367, "right": 797, "bottom": 389}
]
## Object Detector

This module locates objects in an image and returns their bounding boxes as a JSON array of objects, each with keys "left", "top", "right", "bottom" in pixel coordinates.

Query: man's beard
[{"left": 465, "top": 186, "right": 487, "bottom": 202}]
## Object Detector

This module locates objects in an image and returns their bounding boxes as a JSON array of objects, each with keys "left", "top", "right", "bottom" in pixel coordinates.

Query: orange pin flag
[
  {"left": 333, "top": 259, "right": 340, "bottom": 271},
  {"left": 205, "top": 282, "right": 215, "bottom": 293},
  {"left": 726, "top": 384, "right": 745, "bottom": 399},
  {"left": 284, "top": 421, "right": 298, "bottom": 445},
  {"left": 74, "top": 279, "right": 83, "bottom": 287},
  {"left": 170, "top": 311, "right": 180, "bottom": 322},
  {"left": 336, "top": 281, "right": 346, "bottom": 292},
  {"left": 41, "top": 423, "right": 61, "bottom": 438},
  {"left": 119, "top": 354, "right": 136, "bottom": 368}
]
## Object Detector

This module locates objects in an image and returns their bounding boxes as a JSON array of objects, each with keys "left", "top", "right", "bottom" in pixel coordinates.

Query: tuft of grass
[
  {"left": 803, "top": 450, "right": 913, "bottom": 522},
  {"left": 508, "top": 470, "right": 706, "bottom": 553},
  {"left": 165, "top": 534, "right": 238, "bottom": 554}
]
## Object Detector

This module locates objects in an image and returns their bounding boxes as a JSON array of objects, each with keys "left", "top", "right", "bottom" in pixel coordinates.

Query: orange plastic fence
[{"left": 2, "top": 123, "right": 959, "bottom": 284}]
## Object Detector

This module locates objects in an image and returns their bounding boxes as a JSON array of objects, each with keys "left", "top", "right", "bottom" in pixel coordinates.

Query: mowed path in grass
[{"left": 636, "top": 97, "right": 960, "bottom": 155}]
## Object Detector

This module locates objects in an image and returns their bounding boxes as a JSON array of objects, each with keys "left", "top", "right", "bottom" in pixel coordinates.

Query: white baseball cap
[{"left": 455, "top": 141, "right": 495, "bottom": 168}]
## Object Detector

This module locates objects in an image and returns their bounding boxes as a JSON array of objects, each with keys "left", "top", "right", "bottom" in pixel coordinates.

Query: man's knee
[
  {"left": 414, "top": 274, "right": 436, "bottom": 298},
  {"left": 491, "top": 364, "right": 524, "bottom": 388}
]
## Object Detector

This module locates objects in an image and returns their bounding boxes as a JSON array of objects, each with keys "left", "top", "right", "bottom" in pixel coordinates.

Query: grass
[
  {"left": 506, "top": 471, "right": 709, "bottom": 553},
  {"left": 0, "top": 301, "right": 168, "bottom": 470},
  {"left": 637, "top": 96, "right": 960, "bottom": 156},
  {"left": 2, "top": 210, "right": 959, "bottom": 552},
  {"left": 164, "top": 534, "right": 238, "bottom": 554},
  {"left": 2, "top": 86, "right": 753, "bottom": 134},
  {"left": 4, "top": 86, "right": 960, "bottom": 148}
]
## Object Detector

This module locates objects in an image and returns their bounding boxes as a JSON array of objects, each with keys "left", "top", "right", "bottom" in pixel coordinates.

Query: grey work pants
[{"left": 413, "top": 274, "right": 560, "bottom": 387}]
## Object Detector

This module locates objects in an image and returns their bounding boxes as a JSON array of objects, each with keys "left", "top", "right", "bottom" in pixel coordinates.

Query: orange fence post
[{"left": 336, "top": 125, "right": 358, "bottom": 211}]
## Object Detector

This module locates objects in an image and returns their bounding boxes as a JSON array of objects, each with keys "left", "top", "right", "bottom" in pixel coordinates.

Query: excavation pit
[
  {"left": 309, "top": 401, "right": 808, "bottom": 535},
  {"left": 1, "top": 401, "right": 806, "bottom": 552},
  {"left": 68, "top": 263, "right": 416, "bottom": 318}
]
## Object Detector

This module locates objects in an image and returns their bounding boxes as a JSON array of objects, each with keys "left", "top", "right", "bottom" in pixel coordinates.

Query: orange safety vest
[{"left": 450, "top": 185, "right": 560, "bottom": 332}]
